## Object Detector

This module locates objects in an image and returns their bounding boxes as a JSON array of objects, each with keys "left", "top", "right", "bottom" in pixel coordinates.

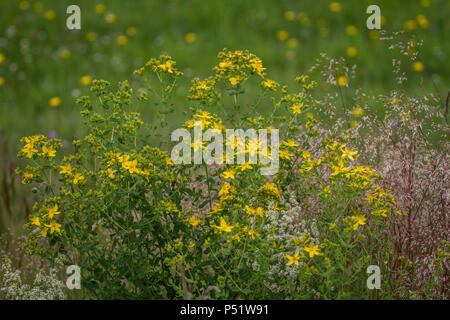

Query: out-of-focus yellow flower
[
  {"left": 80, "top": 75, "right": 92, "bottom": 86},
  {"left": 353, "top": 107, "right": 364, "bottom": 117},
  {"left": 416, "top": 14, "right": 430, "bottom": 29},
  {"left": 298, "top": 12, "right": 310, "bottom": 26},
  {"left": 346, "top": 47, "right": 358, "bottom": 57},
  {"left": 412, "top": 61, "right": 424, "bottom": 72},
  {"left": 330, "top": 2, "right": 341, "bottom": 12},
  {"left": 404, "top": 20, "right": 417, "bottom": 31},
  {"left": 126, "top": 26, "right": 137, "bottom": 37},
  {"left": 86, "top": 32, "right": 97, "bottom": 41},
  {"left": 49, "top": 96, "right": 61, "bottom": 107},
  {"left": 105, "top": 13, "right": 116, "bottom": 23},
  {"left": 287, "top": 38, "right": 299, "bottom": 48},
  {"left": 45, "top": 10, "right": 55, "bottom": 20},
  {"left": 381, "top": 16, "right": 387, "bottom": 26},
  {"left": 420, "top": 0, "right": 431, "bottom": 7},
  {"left": 284, "top": 11, "right": 296, "bottom": 21},
  {"left": 0, "top": 53, "right": 4, "bottom": 64},
  {"left": 184, "top": 32, "right": 196, "bottom": 43},
  {"left": 116, "top": 35, "right": 127, "bottom": 45},
  {"left": 19, "top": 1, "right": 29, "bottom": 10},
  {"left": 285, "top": 50, "right": 295, "bottom": 61},
  {"left": 346, "top": 25, "right": 358, "bottom": 36},
  {"left": 33, "top": 2, "right": 43, "bottom": 12},
  {"left": 60, "top": 49, "right": 70, "bottom": 59},
  {"left": 319, "top": 27, "right": 329, "bottom": 37},
  {"left": 0, "top": 77, "right": 4, "bottom": 86},
  {"left": 369, "top": 30, "right": 379, "bottom": 40},
  {"left": 337, "top": 75, "right": 348, "bottom": 87},
  {"left": 277, "top": 30, "right": 289, "bottom": 41},
  {"left": 95, "top": 4, "right": 106, "bottom": 14}
]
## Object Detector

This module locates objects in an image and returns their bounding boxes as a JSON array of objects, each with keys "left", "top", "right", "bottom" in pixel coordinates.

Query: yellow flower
[
  {"left": 346, "top": 25, "right": 358, "bottom": 36},
  {"left": 351, "top": 215, "right": 366, "bottom": 230},
  {"left": 239, "top": 162, "right": 253, "bottom": 171},
  {"left": 45, "top": 221, "right": 62, "bottom": 234},
  {"left": 416, "top": 14, "right": 429, "bottom": 29},
  {"left": 284, "top": 11, "right": 296, "bottom": 21},
  {"left": 59, "top": 164, "right": 73, "bottom": 176},
  {"left": 33, "top": 2, "right": 43, "bottom": 12},
  {"left": 222, "top": 169, "right": 236, "bottom": 180},
  {"left": 0, "top": 77, "right": 4, "bottom": 86},
  {"left": 341, "top": 147, "right": 358, "bottom": 161},
  {"left": 404, "top": 20, "right": 417, "bottom": 31},
  {"left": 420, "top": 0, "right": 430, "bottom": 7},
  {"left": 287, "top": 38, "right": 298, "bottom": 48},
  {"left": 30, "top": 216, "right": 40, "bottom": 227},
  {"left": 22, "top": 172, "right": 33, "bottom": 184},
  {"left": 276, "top": 30, "right": 289, "bottom": 41},
  {"left": 122, "top": 159, "right": 139, "bottom": 174},
  {"left": 291, "top": 103, "right": 303, "bottom": 114},
  {"left": 303, "top": 243, "right": 321, "bottom": 258},
  {"left": 185, "top": 32, "right": 196, "bottom": 43},
  {"left": 346, "top": 47, "right": 358, "bottom": 57},
  {"left": 330, "top": 2, "right": 342, "bottom": 12},
  {"left": 219, "top": 182, "right": 235, "bottom": 196},
  {"left": 0, "top": 52, "right": 4, "bottom": 64},
  {"left": 46, "top": 204, "right": 61, "bottom": 219},
  {"left": 353, "top": 107, "right": 364, "bottom": 117},
  {"left": 188, "top": 215, "right": 201, "bottom": 227},
  {"left": 262, "top": 79, "right": 278, "bottom": 90},
  {"left": 214, "top": 218, "right": 234, "bottom": 232},
  {"left": 40, "top": 227, "right": 48, "bottom": 237},
  {"left": 107, "top": 168, "right": 116, "bottom": 179},
  {"left": 21, "top": 144, "right": 38, "bottom": 158},
  {"left": 95, "top": 4, "right": 106, "bottom": 14},
  {"left": 49, "top": 96, "right": 61, "bottom": 107},
  {"left": 412, "top": 61, "right": 424, "bottom": 72},
  {"left": 229, "top": 76, "right": 240, "bottom": 86},
  {"left": 19, "top": 1, "right": 30, "bottom": 10},
  {"left": 105, "top": 13, "right": 116, "bottom": 23},
  {"left": 44, "top": 10, "right": 55, "bottom": 20},
  {"left": 86, "top": 32, "right": 97, "bottom": 41},
  {"left": 116, "top": 35, "right": 127, "bottom": 46},
  {"left": 283, "top": 140, "right": 298, "bottom": 148},
  {"left": 80, "top": 75, "right": 92, "bottom": 85},
  {"left": 279, "top": 149, "right": 293, "bottom": 160},
  {"left": 126, "top": 26, "right": 137, "bottom": 36},
  {"left": 158, "top": 60, "right": 174, "bottom": 73},
  {"left": 337, "top": 76, "right": 348, "bottom": 87},
  {"left": 166, "top": 157, "right": 174, "bottom": 166},
  {"left": 60, "top": 48, "right": 71, "bottom": 59},
  {"left": 73, "top": 173, "right": 85, "bottom": 185},
  {"left": 41, "top": 145, "right": 56, "bottom": 157},
  {"left": 285, "top": 251, "right": 300, "bottom": 266},
  {"left": 370, "top": 30, "right": 379, "bottom": 40}
]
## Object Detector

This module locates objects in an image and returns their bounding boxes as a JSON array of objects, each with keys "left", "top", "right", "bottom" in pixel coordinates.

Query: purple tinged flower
[
  {"left": 48, "top": 130, "right": 57, "bottom": 138},
  {"left": 391, "top": 119, "right": 399, "bottom": 128}
]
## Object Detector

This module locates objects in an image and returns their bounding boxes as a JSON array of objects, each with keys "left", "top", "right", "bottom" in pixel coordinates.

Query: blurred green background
[{"left": 0, "top": 0, "right": 449, "bottom": 144}]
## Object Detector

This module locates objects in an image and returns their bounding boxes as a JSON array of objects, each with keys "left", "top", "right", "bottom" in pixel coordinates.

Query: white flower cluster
[
  {"left": 261, "top": 194, "right": 320, "bottom": 294},
  {"left": 0, "top": 258, "right": 65, "bottom": 300}
]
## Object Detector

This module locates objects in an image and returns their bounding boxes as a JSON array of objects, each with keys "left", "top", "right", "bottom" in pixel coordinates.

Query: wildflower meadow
[{"left": 0, "top": 0, "right": 448, "bottom": 303}]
